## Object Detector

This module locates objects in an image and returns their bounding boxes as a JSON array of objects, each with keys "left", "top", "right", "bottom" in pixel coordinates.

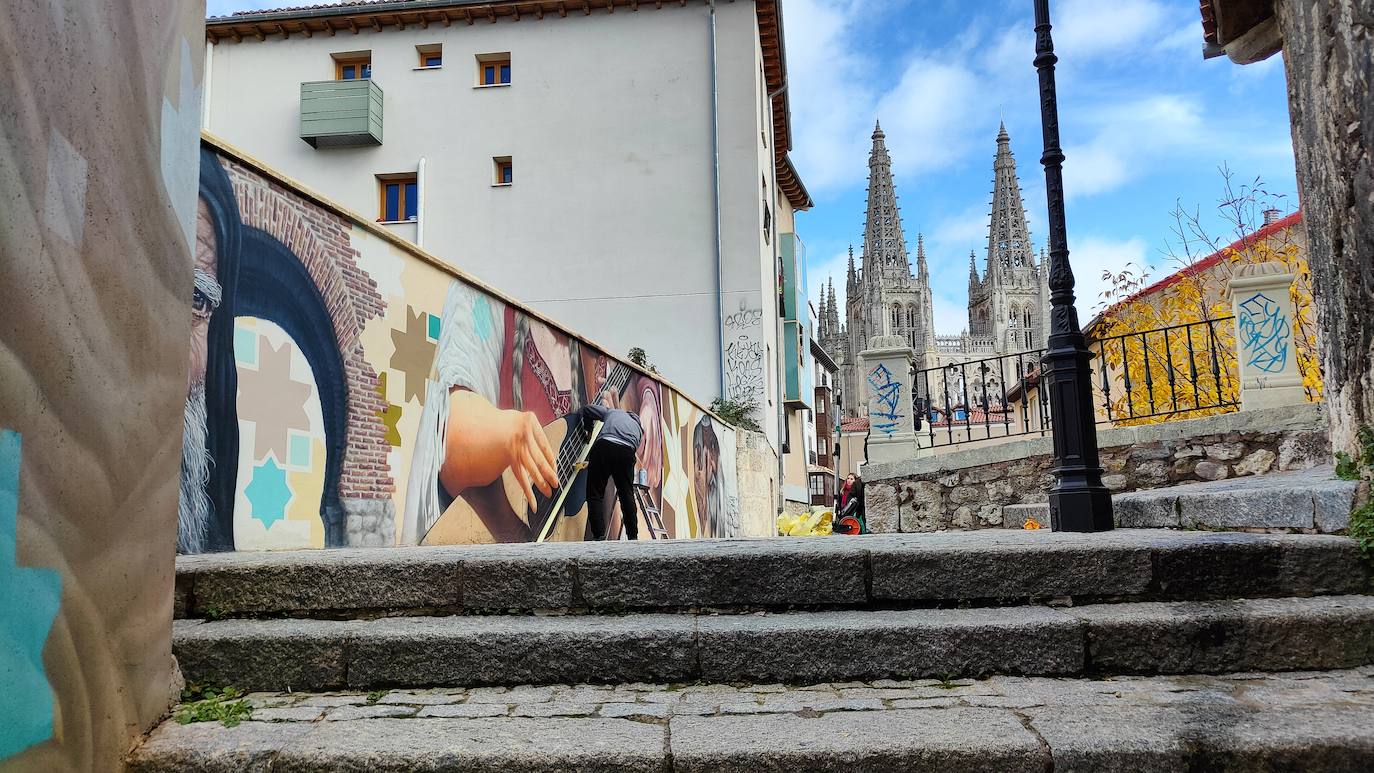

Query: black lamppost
[{"left": 1033, "top": 0, "right": 1114, "bottom": 532}]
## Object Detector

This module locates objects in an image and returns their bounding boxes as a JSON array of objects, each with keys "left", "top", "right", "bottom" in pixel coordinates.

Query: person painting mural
[{"left": 580, "top": 403, "right": 643, "bottom": 540}]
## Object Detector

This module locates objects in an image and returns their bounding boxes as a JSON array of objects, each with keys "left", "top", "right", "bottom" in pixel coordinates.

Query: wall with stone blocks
[
  {"left": 863, "top": 403, "right": 1330, "bottom": 533},
  {"left": 735, "top": 429, "right": 780, "bottom": 537}
]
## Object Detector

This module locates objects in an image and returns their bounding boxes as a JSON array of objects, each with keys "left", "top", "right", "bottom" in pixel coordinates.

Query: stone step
[
  {"left": 175, "top": 530, "right": 1370, "bottom": 619},
  {"left": 127, "top": 669, "right": 1374, "bottom": 772},
  {"left": 173, "top": 595, "right": 1374, "bottom": 692},
  {"left": 1114, "top": 465, "right": 1359, "bottom": 532}
]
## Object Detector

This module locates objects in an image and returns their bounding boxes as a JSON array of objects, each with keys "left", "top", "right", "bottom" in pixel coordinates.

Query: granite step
[
  {"left": 172, "top": 595, "right": 1374, "bottom": 692},
  {"left": 126, "top": 669, "right": 1374, "bottom": 772},
  {"left": 1114, "top": 465, "right": 1359, "bottom": 532},
  {"left": 175, "top": 530, "right": 1371, "bottom": 619}
]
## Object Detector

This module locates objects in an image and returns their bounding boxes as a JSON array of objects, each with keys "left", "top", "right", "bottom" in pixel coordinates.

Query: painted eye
[{"left": 192, "top": 288, "right": 213, "bottom": 317}]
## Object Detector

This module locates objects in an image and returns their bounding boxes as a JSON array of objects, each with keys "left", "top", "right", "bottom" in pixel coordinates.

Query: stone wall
[
  {"left": 734, "top": 429, "right": 779, "bottom": 537},
  {"left": 863, "top": 403, "right": 1330, "bottom": 533}
]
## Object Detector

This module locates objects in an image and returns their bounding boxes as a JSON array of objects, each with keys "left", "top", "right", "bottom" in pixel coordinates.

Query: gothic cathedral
[{"left": 818, "top": 121, "right": 1051, "bottom": 416}]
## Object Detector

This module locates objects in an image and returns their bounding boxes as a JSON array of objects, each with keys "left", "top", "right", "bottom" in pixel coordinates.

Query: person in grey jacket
[{"left": 580, "top": 403, "right": 643, "bottom": 540}]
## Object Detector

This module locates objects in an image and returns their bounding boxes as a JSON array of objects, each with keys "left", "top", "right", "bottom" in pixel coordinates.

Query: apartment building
[{"left": 202, "top": 0, "right": 811, "bottom": 451}]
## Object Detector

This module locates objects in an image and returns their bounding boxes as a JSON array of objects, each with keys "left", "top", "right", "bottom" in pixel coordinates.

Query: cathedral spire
[
  {"left": 846, "top": 244, "right": 856, "bottom": 289},
  {"left": 915, "top": 233, "right": 929, "bottom": 279},
  {"left": 985, "top": 123, "right": 1035, "bottom": 279},
  {"left": 968, "top": 250, "right": 979, "bottom": 284},
  {"left": 863, "top": 116, "right": 912, "bottom": 281}
]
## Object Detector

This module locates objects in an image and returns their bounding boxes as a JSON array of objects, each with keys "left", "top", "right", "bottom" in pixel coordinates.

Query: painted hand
[{"left": 504, "top": 410, "right": 558, "bottom": 512}]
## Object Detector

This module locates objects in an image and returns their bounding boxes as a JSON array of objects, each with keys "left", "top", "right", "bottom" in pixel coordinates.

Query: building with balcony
[
  {"left": 810, "top": 339, "right": 838, "bottom": 506},
  {"left": 201, "top": 0, "right": 811, "bottom": 452}
]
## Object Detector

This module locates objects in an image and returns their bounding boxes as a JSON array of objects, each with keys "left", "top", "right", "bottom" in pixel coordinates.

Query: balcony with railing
[
  {"left": 300, "top": 79, "right": 383, "bottom": 148},
  {"left": 934, "top": 334, "right": 998, "bottom": 354}
]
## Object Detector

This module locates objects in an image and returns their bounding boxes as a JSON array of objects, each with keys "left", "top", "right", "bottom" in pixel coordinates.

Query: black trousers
[{"left": 585, "top": 439, "right": 638, "bottom": 540}]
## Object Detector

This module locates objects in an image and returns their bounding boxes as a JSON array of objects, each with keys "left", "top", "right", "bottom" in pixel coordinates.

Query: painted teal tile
[
  {"left": 288, "top": 432, "right": 311, "bottom": 469},
  {"left": 0, "top": 429, "right": 63, "bottom": 760},
  {"left": 427, "top": 312, "right": 441, "bottom": 341},
  {"left": 234, "top": 325, "right": 258, "bottom": 367}
]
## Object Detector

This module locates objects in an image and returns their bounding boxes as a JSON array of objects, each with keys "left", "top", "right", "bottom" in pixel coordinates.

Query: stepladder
[{"left": 633, "top": 476, "right": 669, "bottom": 540}]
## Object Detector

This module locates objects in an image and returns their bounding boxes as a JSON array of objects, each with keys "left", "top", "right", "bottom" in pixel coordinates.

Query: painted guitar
[{"left": 420, "top": 363, "right": 634, "bottom": 545}]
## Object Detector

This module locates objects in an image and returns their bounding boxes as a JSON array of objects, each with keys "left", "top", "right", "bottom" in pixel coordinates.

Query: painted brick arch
[{"left": 222, "top": 159, "right": 395, "bottom": 509}]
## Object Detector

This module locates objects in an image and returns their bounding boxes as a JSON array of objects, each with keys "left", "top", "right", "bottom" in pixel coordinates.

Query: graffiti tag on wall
[
  {"left": 867, "top": 363, "right": 903, "bottom": 437},
  {"left": 723, "top": 303, "right": 764, "bottom": 404},
  {"left": 1238, "top": 292, "right": 1290, "bottom": 374}
]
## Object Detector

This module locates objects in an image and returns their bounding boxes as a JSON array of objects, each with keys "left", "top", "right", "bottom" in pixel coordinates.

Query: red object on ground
[{"left": 835, "top": 516, "right": 861, "bottom": 536}]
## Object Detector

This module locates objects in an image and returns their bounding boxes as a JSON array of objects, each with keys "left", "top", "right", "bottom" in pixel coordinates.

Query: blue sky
[
  {"left": 207, "top": 0, "right": 1298, "bottom": 331},
  {"left": 784, "top": 0, "right": 1297, "bottom": 329}
]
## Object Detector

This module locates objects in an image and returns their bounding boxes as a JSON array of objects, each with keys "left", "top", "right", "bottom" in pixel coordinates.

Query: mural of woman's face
[{"left": 636, "top": 384, "right": 662, "bottom": 489}]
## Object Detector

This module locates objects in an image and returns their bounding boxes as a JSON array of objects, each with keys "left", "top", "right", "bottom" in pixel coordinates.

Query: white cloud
[
  {"left": 1062, "top": 94, "right": 1206, "bottom": 199},
  {"left": 784, "top": 0, "right": 878, "bottom": 195},
  {"left": 1052, "top": 0, "right": 1171, "bottom": 60},
  {"left": 1066, "top": 235, "right": 1153, "bottom": 315},
  {"left": 932, "top": 292, "right": 969, "bottom": 336},
  {"left": 809, "top": 246, "right": 852, "bottom": 316},
  {"left": 875, "top": 59, "right": 985, "bottom": 177}
]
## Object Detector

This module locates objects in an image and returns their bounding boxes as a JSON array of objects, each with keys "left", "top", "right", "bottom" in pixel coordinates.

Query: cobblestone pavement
[{"left": 238, "top": 667, "right": 1374, "bottom": 723}]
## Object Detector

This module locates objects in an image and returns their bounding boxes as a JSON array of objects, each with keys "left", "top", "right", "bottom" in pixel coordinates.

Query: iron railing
[
  {"left": 905, "top": 317, "right": 1239, "bottom": 449},
  {"left": 1093, "top": 316, "right": 1238, "bottom": 424},
  {"left": 912, "top": 350, "right": 1051, "bottom": 448}
]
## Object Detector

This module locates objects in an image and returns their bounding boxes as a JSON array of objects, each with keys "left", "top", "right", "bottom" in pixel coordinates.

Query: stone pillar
[
  {"left": 858, "top": 335, "right": 916, "bottom": 466},
  {"left": 1226, "top": 262, "right": 1307, "bottom": 411}
]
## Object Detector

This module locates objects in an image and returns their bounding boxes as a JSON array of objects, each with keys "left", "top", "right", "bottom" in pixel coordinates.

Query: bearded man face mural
[{"left": 179, "top": 197, "right": 221, "bottom": 554}]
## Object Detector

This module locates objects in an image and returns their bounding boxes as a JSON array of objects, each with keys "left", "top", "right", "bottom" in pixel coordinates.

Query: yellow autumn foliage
[{"left": 1091, "top": 225, "right": 1322, "bottom": 427}]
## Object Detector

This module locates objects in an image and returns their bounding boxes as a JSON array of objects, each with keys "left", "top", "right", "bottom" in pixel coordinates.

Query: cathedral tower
[
  {"left": 969, "top": 122, "right": 1049, "bottom": 351},
  {"left": 822, "top": 120, "right": 1047, "bottom": 417}
]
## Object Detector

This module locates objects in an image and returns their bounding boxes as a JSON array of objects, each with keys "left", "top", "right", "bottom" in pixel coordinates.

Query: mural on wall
[{"left": 179, "top": 141, "right": 743, "bottom": 552}]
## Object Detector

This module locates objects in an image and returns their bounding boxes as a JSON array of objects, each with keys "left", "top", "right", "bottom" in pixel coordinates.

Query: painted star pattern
[{"left": 244, "top": 456, "right": 292, "bottom": 530}]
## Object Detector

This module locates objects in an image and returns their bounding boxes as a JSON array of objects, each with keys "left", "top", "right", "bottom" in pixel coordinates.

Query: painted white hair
[{"left": 178, "top": 382, "right": 213, "bottom": 554}]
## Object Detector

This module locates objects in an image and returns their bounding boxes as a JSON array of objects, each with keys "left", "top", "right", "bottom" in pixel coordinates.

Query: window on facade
[
  {"left": 476, "top": 53, "right": 511, "bottom": 86},
  {"left": 417, "top": 44, "right": 442, "bottom": 68},
  {"left": 335, "top": 54, "right": 372, "bottom": 80},
  {"left": 378, "top": 174, "right": 418, "bottom": 222},
  {"left": 493, "top": 157, "right": 513, "bottom": 185},
  {"left": 809, "top": 476, "right": 825, "bottom": 497}
]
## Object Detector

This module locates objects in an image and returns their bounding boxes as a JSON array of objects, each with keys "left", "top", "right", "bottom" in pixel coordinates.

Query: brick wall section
[
  {"left": 863, "top": 404, "right": 1331, "bottom": 533},
  {"left": 222, "top": 159, "right": 395, "bottom": 501}
]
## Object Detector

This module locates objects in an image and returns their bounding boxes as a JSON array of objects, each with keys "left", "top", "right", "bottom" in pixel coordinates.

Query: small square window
[
  {"left": 334, "top": 53, "right": 372, "bottom": 80},
  {"left": 476, "top": 52, "right": 511, "bottom": 86},
  {"left": 417, "top": 44, "right": 442, "bottom": 68},
  {"left": 493, "top": 157, "right": 513, "bottom": 186},
  {"left": 378, "top": 174, "right": 418, "bottom": 222}
]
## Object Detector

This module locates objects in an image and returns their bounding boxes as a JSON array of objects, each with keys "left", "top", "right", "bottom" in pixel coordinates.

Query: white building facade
[{"left": 202, "top": 0, "right": 811, "bottom": 451}]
